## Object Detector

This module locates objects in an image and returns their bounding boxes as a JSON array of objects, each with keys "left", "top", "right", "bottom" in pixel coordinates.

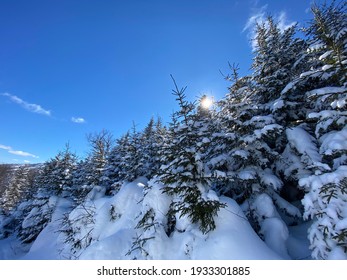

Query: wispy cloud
[
  {"left": 8, "top": 150, "right": 39, "bottom": 158},
  {"left": 0, "top": 144, "right": 12, "bottom": 150},
  {"left": 243, "top": 4, "right": 268, "bottom": 34},
  {"left": 243, "top": 5, "right": 296, "bottom": 50},
  {"left": 71, "top": 117, "right": 86, "bottom": 124},
  {"left": 1, "top": 92, "right": 51, "bottom": 116},
  {"left": 0, "top": 143, "right": 39, "bottom": 158},
  {"left": 276, "top": 11, "right": 296, "bottom": 32}
]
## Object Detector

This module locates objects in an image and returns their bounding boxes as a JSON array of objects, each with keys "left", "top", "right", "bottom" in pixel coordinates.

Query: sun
[{"left": 201, "top": 96, "right": 214, "bottom": 109}]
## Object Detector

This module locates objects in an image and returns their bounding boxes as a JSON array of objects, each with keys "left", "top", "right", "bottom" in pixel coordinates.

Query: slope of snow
[
  {"left": 0, "top": 236, "right": 30, "bottom": 260},
  {"left": 182, "top": 197, "right": 281, "bottom": 260},
  {"left": 18, "top": 179, "right": 283, "bottom": 260},
  {"left": 261, "top": 217, "right": 290, "bottom": 259},
  {"left": 23, "top": 197, "right": 73, "bottom": 259},
  {"left": 79, "top": 195, "right": 281, "bottom": 260}
]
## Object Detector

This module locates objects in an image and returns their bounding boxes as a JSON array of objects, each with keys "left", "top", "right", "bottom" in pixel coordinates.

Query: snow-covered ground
[{"left": 0, "top": 179, "right": 311, "bottom": 260}]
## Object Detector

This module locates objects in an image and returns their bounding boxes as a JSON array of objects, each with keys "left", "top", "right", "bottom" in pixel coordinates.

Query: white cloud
[
  {"left": 243, "top": 5, "right": 296, "bottom": 50},
  {"left": 23, "top": 160, "right": 31, "bottom": 163},
  {"left": 0, "top": 143, "right": 39, "bottom": 158},
  {"left": 243, "top": 4, "right": 268, "bottom": 34},
  {"left": 1, "top": 92, "right": 51, "bottom": 116},
  {"left": 71, "top": 117, "right": 86, "bottom": 124},
  {"left": 0, "top": 144, "right": 11, "bottom": 151},
  {"left": 8, "top": 150, "right": 39, "bottom": 158},
  {"left": 277, "top": 11, "right": 296, "bottom": 32}
]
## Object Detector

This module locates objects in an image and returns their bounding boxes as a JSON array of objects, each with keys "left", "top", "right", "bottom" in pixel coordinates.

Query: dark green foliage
[{"left": 171, "top": 189, "right": 222, "bottom": 234}]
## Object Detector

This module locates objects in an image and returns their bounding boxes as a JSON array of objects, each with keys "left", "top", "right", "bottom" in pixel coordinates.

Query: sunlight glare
[{"left": 201, "top": 96, "right": 213, "bottom": 109}]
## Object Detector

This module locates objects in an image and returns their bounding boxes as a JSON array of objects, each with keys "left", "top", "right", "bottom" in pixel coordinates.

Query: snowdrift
[{"left": 22, "top": 179, "right": 282, "bottom": 260}]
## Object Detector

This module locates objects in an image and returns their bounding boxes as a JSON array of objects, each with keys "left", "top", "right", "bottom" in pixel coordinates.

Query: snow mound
[
  {"left": 21, "top": 179, "right": 282, "bottom": 260},
  {"left": 260, "top": 217, "right": 290, "bottom": 259},
  {"left": 177, "top": 197, "right": 282, "bottom": 260}
]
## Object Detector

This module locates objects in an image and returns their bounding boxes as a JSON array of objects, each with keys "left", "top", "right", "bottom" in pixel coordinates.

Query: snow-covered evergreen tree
[
  {"left": 109, "top": 127, "right": 145, "bottom": 184},
  {"left": 297, "top": 1, "right": 346, "bottom": 259},
  {"left": 105, "top": 119, "right": 166, "bottom": 191},
  {"left": 158, "top": 77, "right": 225, "bottom": 234},
  {"left": 104, "top": 132, "right": 131, "bottom": 190},
  {"left": 268, "top": 1, "right": 347, "bottom": 259},
  {"left": 17, "top": 162, "right": 53, "bottom": 243},
  {"left": 122, "top": 124, "right": 148, "bottom": 182},
  {"left": 140, "top": 117, "right": 167, "bottom": 179},
  {"left": 252, "top": 17, "right": 305, "bottom": 105},
  {"left": 0, "top": 165, "right": 38, "bottom": 239},
  {"left": 1, "top": 165, "right": 31, "bottom": 212},
  {"left": 19, "top": 145, "right": 77, "bottom": 243},
  {"left": 83, "top": 129, "right": 114, "bottom": 187},
  {"left": 216, "top": 18, "right": 307, "bottom": 244},
  {"left": 0, "top": 164, "right": 15, "bottom": 199},
  {"left": 215, "top": 67, "right": 255, "bottom": 200}
]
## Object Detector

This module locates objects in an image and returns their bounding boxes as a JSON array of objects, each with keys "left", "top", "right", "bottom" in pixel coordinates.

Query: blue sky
[{"left": 0, "top": 0, "right": 329, "bottom": 164}]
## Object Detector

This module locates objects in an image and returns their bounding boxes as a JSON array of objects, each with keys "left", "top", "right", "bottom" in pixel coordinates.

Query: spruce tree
[
  {"left": 83, "top": 129, "right": 114, "bottom": 187},
  {"left": 296, "top": 1, "right": 347, "bottom": 259},
  {"left": 112, "top": 126, "right": 144, "bottom": 183},
  {"left": 0, "top": 164, "right": 14, "bottom": 199},
  {"left": 217, "top": 18, "right": 307, "bottom": 235},
  {"left": 19, "top": 145, "right": 77, "bottom": 243},
  {"left": 18, "top": 162, "right": 55, "bottom": 243},
  {"left": 252, "top": 17, "right": 305, "bottom": 105},
  {"left": 159, "top": 77, "right": 224, "bottom": 234},
  {"left": 104, "top": 132, "right": 132, "bottom": 190},
  {"left": 0, "top": 165, "right": 38, "bottom": 239},
  {"left": 140, "top": 117, "right": 166, "bottom": 179},
  {"left": 1, "top": 165, "right": 30, "bottom": 212}
]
